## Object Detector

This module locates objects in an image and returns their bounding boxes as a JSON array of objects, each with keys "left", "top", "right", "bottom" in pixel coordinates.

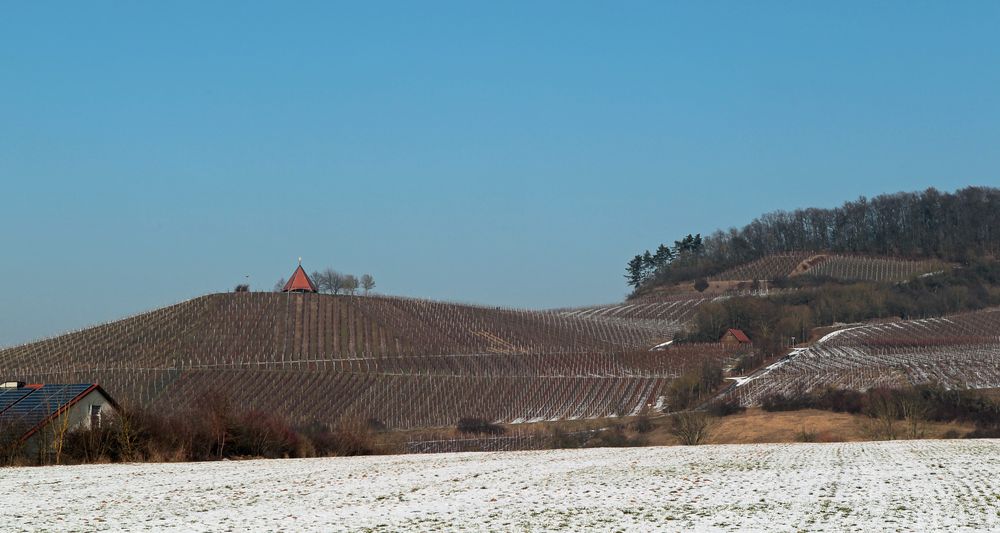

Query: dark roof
[
  {"left": 0, "top": 383, "right": 114, "bottom": 441},
  {"left": 282, "top": 265, "right": 318, "bottom": 293},
  {"left": 725, "top": 329, "right": 752, "bottom": 343}
]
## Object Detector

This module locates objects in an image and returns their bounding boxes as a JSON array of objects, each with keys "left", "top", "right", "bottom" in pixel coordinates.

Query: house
[
  {"left": 720, "top": 328, "right": 752, "bottom": 346},
  {"left": 0, "top": 382, "right": 118, "bottom": 456},
  {"left": 282, "top": 261, "right": 318, "bottom": 293}
]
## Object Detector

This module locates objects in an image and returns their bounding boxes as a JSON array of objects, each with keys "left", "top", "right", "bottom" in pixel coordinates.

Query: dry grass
[
  {"left": 696, "top": 408, "right": 970, "bottom": 444},
  {"left": 362, "top": 408, "right": 978, "bottom": 452}
]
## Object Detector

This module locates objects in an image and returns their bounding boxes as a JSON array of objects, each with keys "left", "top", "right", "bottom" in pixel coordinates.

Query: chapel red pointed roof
[{"left": 282, "top": 264, "right": 318, "bottom": 293}]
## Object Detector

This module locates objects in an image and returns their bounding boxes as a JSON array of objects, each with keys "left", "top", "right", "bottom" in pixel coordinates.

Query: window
[{"left": 90, "top": 404, "right": 102, "bottom": 429}]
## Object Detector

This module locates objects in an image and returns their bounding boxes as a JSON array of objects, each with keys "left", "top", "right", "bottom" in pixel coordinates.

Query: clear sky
[{"left": 2, "top": 2, "right": 1000, "bottom": 346}]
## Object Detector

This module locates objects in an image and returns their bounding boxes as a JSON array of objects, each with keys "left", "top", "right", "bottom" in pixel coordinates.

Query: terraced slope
[
  {"left": 795, "top": 255, "right": 946, "bottom": 282},
  {"left": 551, "top": 296, "right": 712, "bottom": 339},
  {"left": 0, "top": 293, "right": 712, "bottom": 429},
  {"left": 730, "top": 308, "right": 1000, "bottom": 405},
  {"left": 711, "top": 252, "right": 947, "bottom": 283},
  {"left": 711, "top": 253, "right": 814, "bottom": 281}
]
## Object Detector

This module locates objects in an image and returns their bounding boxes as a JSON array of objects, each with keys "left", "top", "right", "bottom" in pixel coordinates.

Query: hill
[
  {"left": 0, "top": 292, "right": 726, "bottom": 429},
  {"left": 628, "top": 186, "right": 1000, "bottom": 293}
]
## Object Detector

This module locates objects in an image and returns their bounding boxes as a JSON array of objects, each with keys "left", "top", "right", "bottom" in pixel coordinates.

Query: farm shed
[
  {"left": 721, "top": 329, "right": 752, "bottom": 345},
  {"left": 0, "top": 382, "right": 118, "bottom": 456}
]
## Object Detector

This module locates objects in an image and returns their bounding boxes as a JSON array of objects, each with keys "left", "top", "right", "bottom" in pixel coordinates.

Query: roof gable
[
  {"left": 282, "top": 265, "right": 318, "bottom": 293},
  {"left": 0, "top": 383, "right": 114, "bottom": 442},
  {"left": 725, "top": 329, "right": 752, "bottom": 343}
]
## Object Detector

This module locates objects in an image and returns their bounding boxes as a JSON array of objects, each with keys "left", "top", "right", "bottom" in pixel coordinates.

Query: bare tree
[
  {"left": 312, "top": 269, "right": 343, "bottom": 294},
  {"left": 899, "top": 393, "right": 929, "bottom": 439},
  {"left": 865, "top": 389, "right": 900, "bottom": 440},
  {"left": 343, "top": 274, "right": 359, "bottom": 295},
  {"left": 273, "top": 278, "right": 286, "bottom": 292},
  {"left": 668, "top": 411, "right": 714, "bottom": 445},
  {"left": 361, "top": 274, "right": 375, "bottom": 295},
  {"left": 326, "top": 269, "right": 345, "bottom": 294}
]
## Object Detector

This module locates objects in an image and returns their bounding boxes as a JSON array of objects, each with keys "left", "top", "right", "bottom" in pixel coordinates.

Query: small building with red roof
[
  {"left": 282, "top": 261, "right": 318, "bottom": 293},
  {"left": 720, "top": 328, "right": 752, "bottom": 345}
]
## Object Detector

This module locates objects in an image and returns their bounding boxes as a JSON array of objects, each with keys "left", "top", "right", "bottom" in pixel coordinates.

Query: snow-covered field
[{"left": 4, "top": 440, "right": 1000, "bottom": 531}]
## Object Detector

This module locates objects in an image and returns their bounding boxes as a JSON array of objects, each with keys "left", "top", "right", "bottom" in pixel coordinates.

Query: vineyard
[
  {"left": 795, "top": 255, "right": 947, "bottom": 282},
  {"left": 710, "top": 252, "right": 946, "bottom": 283},
  {"left": 0, "top": 293, "right": 724, "bottom": 429},
  {"left": 711, "top": 252, "right": 814, "bottom": 281},
  {"left": 550, "top": 296, "right": 712, "bottom": 339},
  {"left": 730, "top": 308, "right": 1000, "bottom": 405}
]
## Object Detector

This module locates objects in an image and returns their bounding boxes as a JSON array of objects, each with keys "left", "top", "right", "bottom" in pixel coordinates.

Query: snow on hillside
[{"left": 4, "top": 440, "right": 1000, "bottom": 531}]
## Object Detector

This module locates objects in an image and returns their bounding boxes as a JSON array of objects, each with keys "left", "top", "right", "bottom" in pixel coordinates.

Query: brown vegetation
[{"left": 0, "top": 292, "right": 686, "bottom": 431}]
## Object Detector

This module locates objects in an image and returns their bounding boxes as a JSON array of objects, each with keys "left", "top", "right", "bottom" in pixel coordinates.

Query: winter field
[{"left": 4, "top": 441, "right": 1000, "bottom": 532}]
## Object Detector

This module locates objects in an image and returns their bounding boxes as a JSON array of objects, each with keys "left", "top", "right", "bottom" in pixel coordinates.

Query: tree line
[
  {"left": 628, "top": 186, "right": 1000, "bottom": 289},
  {"left": 273, "top": 269, "right": 376, "bottom": 295},
  {"left": 626, "top": 234, "right": 704, "bottom": 288}
]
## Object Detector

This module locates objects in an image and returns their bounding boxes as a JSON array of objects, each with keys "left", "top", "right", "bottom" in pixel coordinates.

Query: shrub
[
  {"left": 630, "top": 415, "right": 654, "bottom": 433},
  {"left": 761, "top": 394, "right": 811, "bottom": 412},
  {"left": 546, "top": 428, "right": 588, "bottom": 449},
  {"left": 942, "top": 429, "right": 962, "bottom": 439},
  {"left": 814, "top": 388, "right": 864, "bottom": 414},
  {"left": 228, "top": 410, "right": 302, "bottom": 458},
  {"left": 706, "top": 398, "right": 745, "bottom": 417},
  {"left": 668, "top": 411, "right": 714, "bottom": 445},
  {"left": 456, "top": 417, "right": 506, "bottom": 435},
  {"left": 302, "top": 420, "right": 394, "bottom": 456},
  {"left": 583, "top": 426, "right": 647, "bottom": 448},
  {"left": 665, "top": 361, "right": 725, "bottom": 411},
  {"left": 794, "top": 426, "right": 818, "bottom": 443}
]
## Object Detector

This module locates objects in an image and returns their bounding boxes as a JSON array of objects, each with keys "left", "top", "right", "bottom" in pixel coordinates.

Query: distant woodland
[{"left": 628, "top": 187, "right": 1000, "bottom": 288}]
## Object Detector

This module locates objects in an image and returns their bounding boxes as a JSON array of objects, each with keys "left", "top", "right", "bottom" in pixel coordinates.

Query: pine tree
[
  {"left": 625, "top": 255, "right": 645, "bottom": 288},
  {"left": 642, "top": 251, "right": 656, "bottom": 279},
  {"left": 653, "top": 244, "right": 674, "bottom": 267}
]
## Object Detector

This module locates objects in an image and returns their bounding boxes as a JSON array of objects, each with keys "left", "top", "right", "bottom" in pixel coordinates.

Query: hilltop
[{"left": 627, "top": 186, "right": 1000, "bottom": 295}]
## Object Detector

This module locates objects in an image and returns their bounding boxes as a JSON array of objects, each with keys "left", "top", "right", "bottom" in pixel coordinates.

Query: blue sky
[{"left": 2, "top": 2, "right": 1000, "bottom": 346}]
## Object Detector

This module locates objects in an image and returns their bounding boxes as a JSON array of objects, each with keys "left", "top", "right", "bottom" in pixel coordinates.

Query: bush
[
  {"left": 706, "top": 398, "right": 745, "bottom": 417},
  {"left": 942, "top": 429, "right": 962, "bottom": 439},
  {"left": 693, "top": 278, "right": 709, "bottom": 292},
  {"left": 963, "top": 427, "right": 1000, "bottom": 439},
  {"left": 814, "top": 388, "right": 864, "bottom": 414},
  {"left": 794, "top": 426, "right": 818, "bottom": 443},
  {"left": 665, "top": 361, "right": 725, "bottom": 411},
  {"left": 302, "top": 420, "right": 396, "bottom": 456},
  {"left": 228, "top": 410, "right": 302, "bottom": 458},
  {"left": 456, "top": 417, "right": 506, "bottom": 435},
  {"left": 583, "top": 426, "right": 647, "bottom": 448},
  {"left": 760, "top": 394, "right": 811, "bottom": 412},
  {"left": 0, "top": 420, "right": 31, "bottom": 466},
  {"left": 546, "top": 428, "right": 588, "bottom": 449},
  {"left": 668, "top": 411, "right": 714, "bottom": 445},
  {"left": 630, "top": 415, "right": 654, "bottom": 433}
]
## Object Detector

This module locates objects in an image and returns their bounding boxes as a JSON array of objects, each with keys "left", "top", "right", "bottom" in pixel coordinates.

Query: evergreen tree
[
  {"left": 653, "top": 244, "right": 674, "bottom": 267},
  {"left": 642, "top": 251, "right": 656, "bottom": 279},
  {"left": 625, "top": 255, "right": 645, "bottom": 288}
]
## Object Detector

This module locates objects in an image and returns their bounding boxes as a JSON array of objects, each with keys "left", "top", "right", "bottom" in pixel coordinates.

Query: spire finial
[{"left": 298, "top": 257, "right": 302, "bottom": 266}]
